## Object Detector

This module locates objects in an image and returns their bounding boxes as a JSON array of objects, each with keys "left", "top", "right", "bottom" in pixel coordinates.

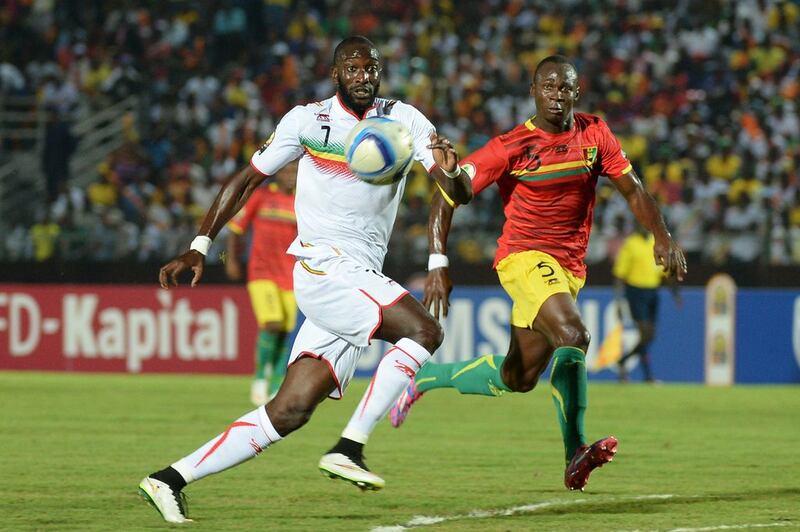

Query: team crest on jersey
[
  {"left": 258, "top": 132, "right": 275, "bottom": 154},
  {"left": 316, "top": 113, "right": 330, "bottom": 122},
  {"left": 583, "top": 146, "right": 598, "bottom": 166}
]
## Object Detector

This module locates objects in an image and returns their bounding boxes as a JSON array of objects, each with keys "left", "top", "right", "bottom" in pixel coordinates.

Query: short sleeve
[
  {"left": 461, "top": 137, "right": 509, "bottom": 195},
  {"left": 403, "top": 105, "right": 437, "bottom": 172},
  {"left": 597, "top": 120, "right": 633, "bottom": 179},
  {"left": 250, "top": 106, "right": 305, "bottom": 176}
]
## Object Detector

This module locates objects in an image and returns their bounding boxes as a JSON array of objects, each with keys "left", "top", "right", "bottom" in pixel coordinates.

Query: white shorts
[
  {"left": 287, "top": 319, "right": 365, "bottom": 400},
  {"left": 291, "top": 251, "right": 408, "bottom": 347},
  {"left": 288, "top": 248, "right": 409, "bottom": 399}
]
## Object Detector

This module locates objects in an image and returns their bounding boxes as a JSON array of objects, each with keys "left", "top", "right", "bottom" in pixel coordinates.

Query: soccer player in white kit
[{"left": 138, "top": 36, "right": 473, "bottom": 523}]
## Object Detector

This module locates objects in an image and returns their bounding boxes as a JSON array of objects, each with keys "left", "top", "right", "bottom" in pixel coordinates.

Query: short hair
[
  {"left": 333, "top": 36, "right": 379, "bottom": 65},
  {"left": 533, "top": 55, "right": 576, "bottom": 82}
]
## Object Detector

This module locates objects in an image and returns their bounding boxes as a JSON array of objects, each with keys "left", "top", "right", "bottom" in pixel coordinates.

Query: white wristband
[
  {"left": 190, "top": 236, "right": 212, "bottom": 256},
  {"left": 428, "top": 253, "right": 449, "bottom": 271},
  {"left": 440, "top": 166, "right": 462, "bottom": 179}
]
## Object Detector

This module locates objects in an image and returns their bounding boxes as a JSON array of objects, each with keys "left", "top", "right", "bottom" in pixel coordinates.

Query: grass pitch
[{"left": 0, "top": 371, "right": 798, "bottom": 531}]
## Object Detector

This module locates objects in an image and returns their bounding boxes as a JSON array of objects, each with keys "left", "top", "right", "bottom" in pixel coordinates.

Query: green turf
[{"left": 0, "top": 371, "right": 797, "bottom": 531}]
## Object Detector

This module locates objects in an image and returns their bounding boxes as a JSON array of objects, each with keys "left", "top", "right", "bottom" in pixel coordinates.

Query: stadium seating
[{"left": 0, "top": 1, "right": 798, "bottom": 274}]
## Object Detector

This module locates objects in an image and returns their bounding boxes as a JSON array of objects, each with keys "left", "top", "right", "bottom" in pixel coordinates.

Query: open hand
[
  {"left": 159, "top": 250, "right": 206, "bottom": 289},
  {"left": 654, "top": 238, "right": 687, "bottom": 282},
  {"left": 423, "top": 267, "right": 453, "bottom": 319}
]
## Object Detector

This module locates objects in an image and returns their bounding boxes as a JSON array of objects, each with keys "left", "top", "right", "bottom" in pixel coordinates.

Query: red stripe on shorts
[
  {"left": 290, "top": 351, "right": 343, "bottom": 399},
  {"left": 359, "top": 289, "right": 410, "bottom": 342}
]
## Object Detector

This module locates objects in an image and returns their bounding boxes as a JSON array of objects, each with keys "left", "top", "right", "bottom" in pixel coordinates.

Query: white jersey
[{"left": 250, "top": 94, "right": 437, "bottom": 269}]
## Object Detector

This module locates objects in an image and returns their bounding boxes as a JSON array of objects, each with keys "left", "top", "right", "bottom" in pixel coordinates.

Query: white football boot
[
  {"left": 318, "top": 452, "right": 385, "bottom": 490},
  {"left": 138, "top": 477, "right": 192, "bottom": 523}
]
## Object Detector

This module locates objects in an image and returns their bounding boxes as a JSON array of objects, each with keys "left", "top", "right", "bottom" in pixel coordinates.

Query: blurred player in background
[
  {"left": 226, "top": 160, "right": 298, "bottom": 405},
  {"left": 613, "top": 222, "right": 681, "bottom": 383},
  {"left": 391, "top": 55, "right": 686, "bottom": 491},
  {"left": 139, "top": 36, "right": 472, "bottom": 523}
]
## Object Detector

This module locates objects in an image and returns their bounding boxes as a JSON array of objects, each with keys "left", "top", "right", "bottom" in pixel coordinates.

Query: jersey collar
[
  {"left": 526, "top": 115, "right": 574, "bottom": 137},
  {"left": 334, "top": 92, "right": 377, "bottom": 120}
]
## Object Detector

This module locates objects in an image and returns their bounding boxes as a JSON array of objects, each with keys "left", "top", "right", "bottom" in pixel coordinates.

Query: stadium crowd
[{"left": 1, "top": 0, "right": 799, "bottom": 273}]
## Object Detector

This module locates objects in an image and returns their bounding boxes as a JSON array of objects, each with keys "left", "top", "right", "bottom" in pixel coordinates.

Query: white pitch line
[{"left": 371, "top": 493, "right": 676, "bottom": 531}]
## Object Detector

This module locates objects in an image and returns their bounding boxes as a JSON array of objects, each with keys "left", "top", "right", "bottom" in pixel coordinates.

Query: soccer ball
[{"left": 345, "top": 116, "right": 414, "bottom": 185}]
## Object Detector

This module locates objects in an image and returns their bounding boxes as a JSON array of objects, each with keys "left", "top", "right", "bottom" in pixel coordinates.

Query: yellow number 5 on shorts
[{"left": 496, "top": 250, "right": 585, "bottom": 329}]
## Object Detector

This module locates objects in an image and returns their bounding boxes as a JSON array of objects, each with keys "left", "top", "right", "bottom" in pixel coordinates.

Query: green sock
[
  {"left": 255, "top": 330, "right": 279, "bottom": 381},
  {"left": 268, "top": 333, "right": 289, "bottom": 393},
  {"left": 549, "top": 347, "right": 588, "bottom": 463},
  {"left": 415, "top": 354, "right": 512, "bottom": 396}
]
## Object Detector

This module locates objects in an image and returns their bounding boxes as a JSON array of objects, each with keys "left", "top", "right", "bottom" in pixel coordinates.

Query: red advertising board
[{"left": 0, "top": 284, "right": 258, "bottom": 374}]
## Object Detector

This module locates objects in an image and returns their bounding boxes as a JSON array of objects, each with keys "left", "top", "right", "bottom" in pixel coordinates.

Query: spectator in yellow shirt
[
  {"left": 612, "top": 224, "right": 680, "bottom": 382},
  {"left": 705, "top": 140, "right": 741, "bottom": 181},
  {"left": 29, "top": 213, "right": 60, "bottom": 262}
]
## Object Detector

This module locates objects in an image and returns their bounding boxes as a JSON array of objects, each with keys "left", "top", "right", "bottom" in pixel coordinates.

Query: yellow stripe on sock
[
  {"left": 451, "top": 354, "right": 495, "bottom": 380},
  {"left": 550, "top": 358, "right": 567, "bottom": 421},
  {"left": 415, "top": 377, "right": 437, "bottom": 386},
  {"left": 487, "top": 382, "right": 506, "bottom": 397}
]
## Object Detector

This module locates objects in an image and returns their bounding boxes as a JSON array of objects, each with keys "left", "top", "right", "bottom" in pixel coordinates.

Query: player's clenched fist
[{"left": 428, "top": 133, "right": 459, "bottom": 174}]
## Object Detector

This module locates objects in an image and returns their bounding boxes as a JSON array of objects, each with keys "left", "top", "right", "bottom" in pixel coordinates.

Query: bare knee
[
  {"left": 550, "top": 322, "right": 591, "bottom": 352},
  {"left": 506, "top": 375, "right": 539, "bottom": 393},
  {"left": 266, "top": 398, "right": 316, "bottom": 437},
  {"left": 407, "top": 316, "right": 444, "bottom": 353},
  {"left": 501, "top": 355, "right": 549, "bottom": 393}
]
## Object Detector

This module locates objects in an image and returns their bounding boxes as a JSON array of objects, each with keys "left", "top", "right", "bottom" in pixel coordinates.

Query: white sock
[
  {"left": 172, "top": 406, "right": 282, "bottom": 484},
  {"left": 342, "top": 338, "right": 433, "bottom": 444}
]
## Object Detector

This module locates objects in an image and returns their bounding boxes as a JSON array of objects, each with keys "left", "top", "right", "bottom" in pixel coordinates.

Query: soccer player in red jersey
[
  {"left": 226, "top": 161, "right": 298, "bottom": 406},
  {"left": 391, "top": 56, "right": 687, "bottom": 491}
]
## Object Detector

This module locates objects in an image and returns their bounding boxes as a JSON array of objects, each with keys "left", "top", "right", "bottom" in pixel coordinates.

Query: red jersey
[
  {"left": 463, "top": 113, "right": 632, "bottom": 278},
  {"left": 228, "top": 183, "right": 297, "bottom": 289}
]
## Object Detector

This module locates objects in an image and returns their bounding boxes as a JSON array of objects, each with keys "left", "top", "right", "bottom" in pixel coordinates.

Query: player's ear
[
  {"left": 574, "top": 87, "right": 580, "bottom": 102},
  {"left": 330, "top": 66, "right": 339, "bottom": 84}
]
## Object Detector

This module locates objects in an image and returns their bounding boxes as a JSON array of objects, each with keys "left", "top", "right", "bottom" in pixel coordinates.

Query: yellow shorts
[
  {"left": 247, "top": 280, "right": 297, "bottom": 332},
  {"left": 496, "top": 250, "right": 585, "bottom": 329}
]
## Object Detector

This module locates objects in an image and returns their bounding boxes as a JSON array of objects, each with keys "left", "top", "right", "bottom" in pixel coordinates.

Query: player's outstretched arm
[
  {"left": 612, "top": 170, "right": 687, "bottom": 281},
  {"left": 424, "top": 189, "right": 456, "bottom": 319},
  {"left": 428, "top": 133, "right": 473, "bottom": 205},
  {"left": 158, "top": 165, "right": 268, "bottom": 289}
]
